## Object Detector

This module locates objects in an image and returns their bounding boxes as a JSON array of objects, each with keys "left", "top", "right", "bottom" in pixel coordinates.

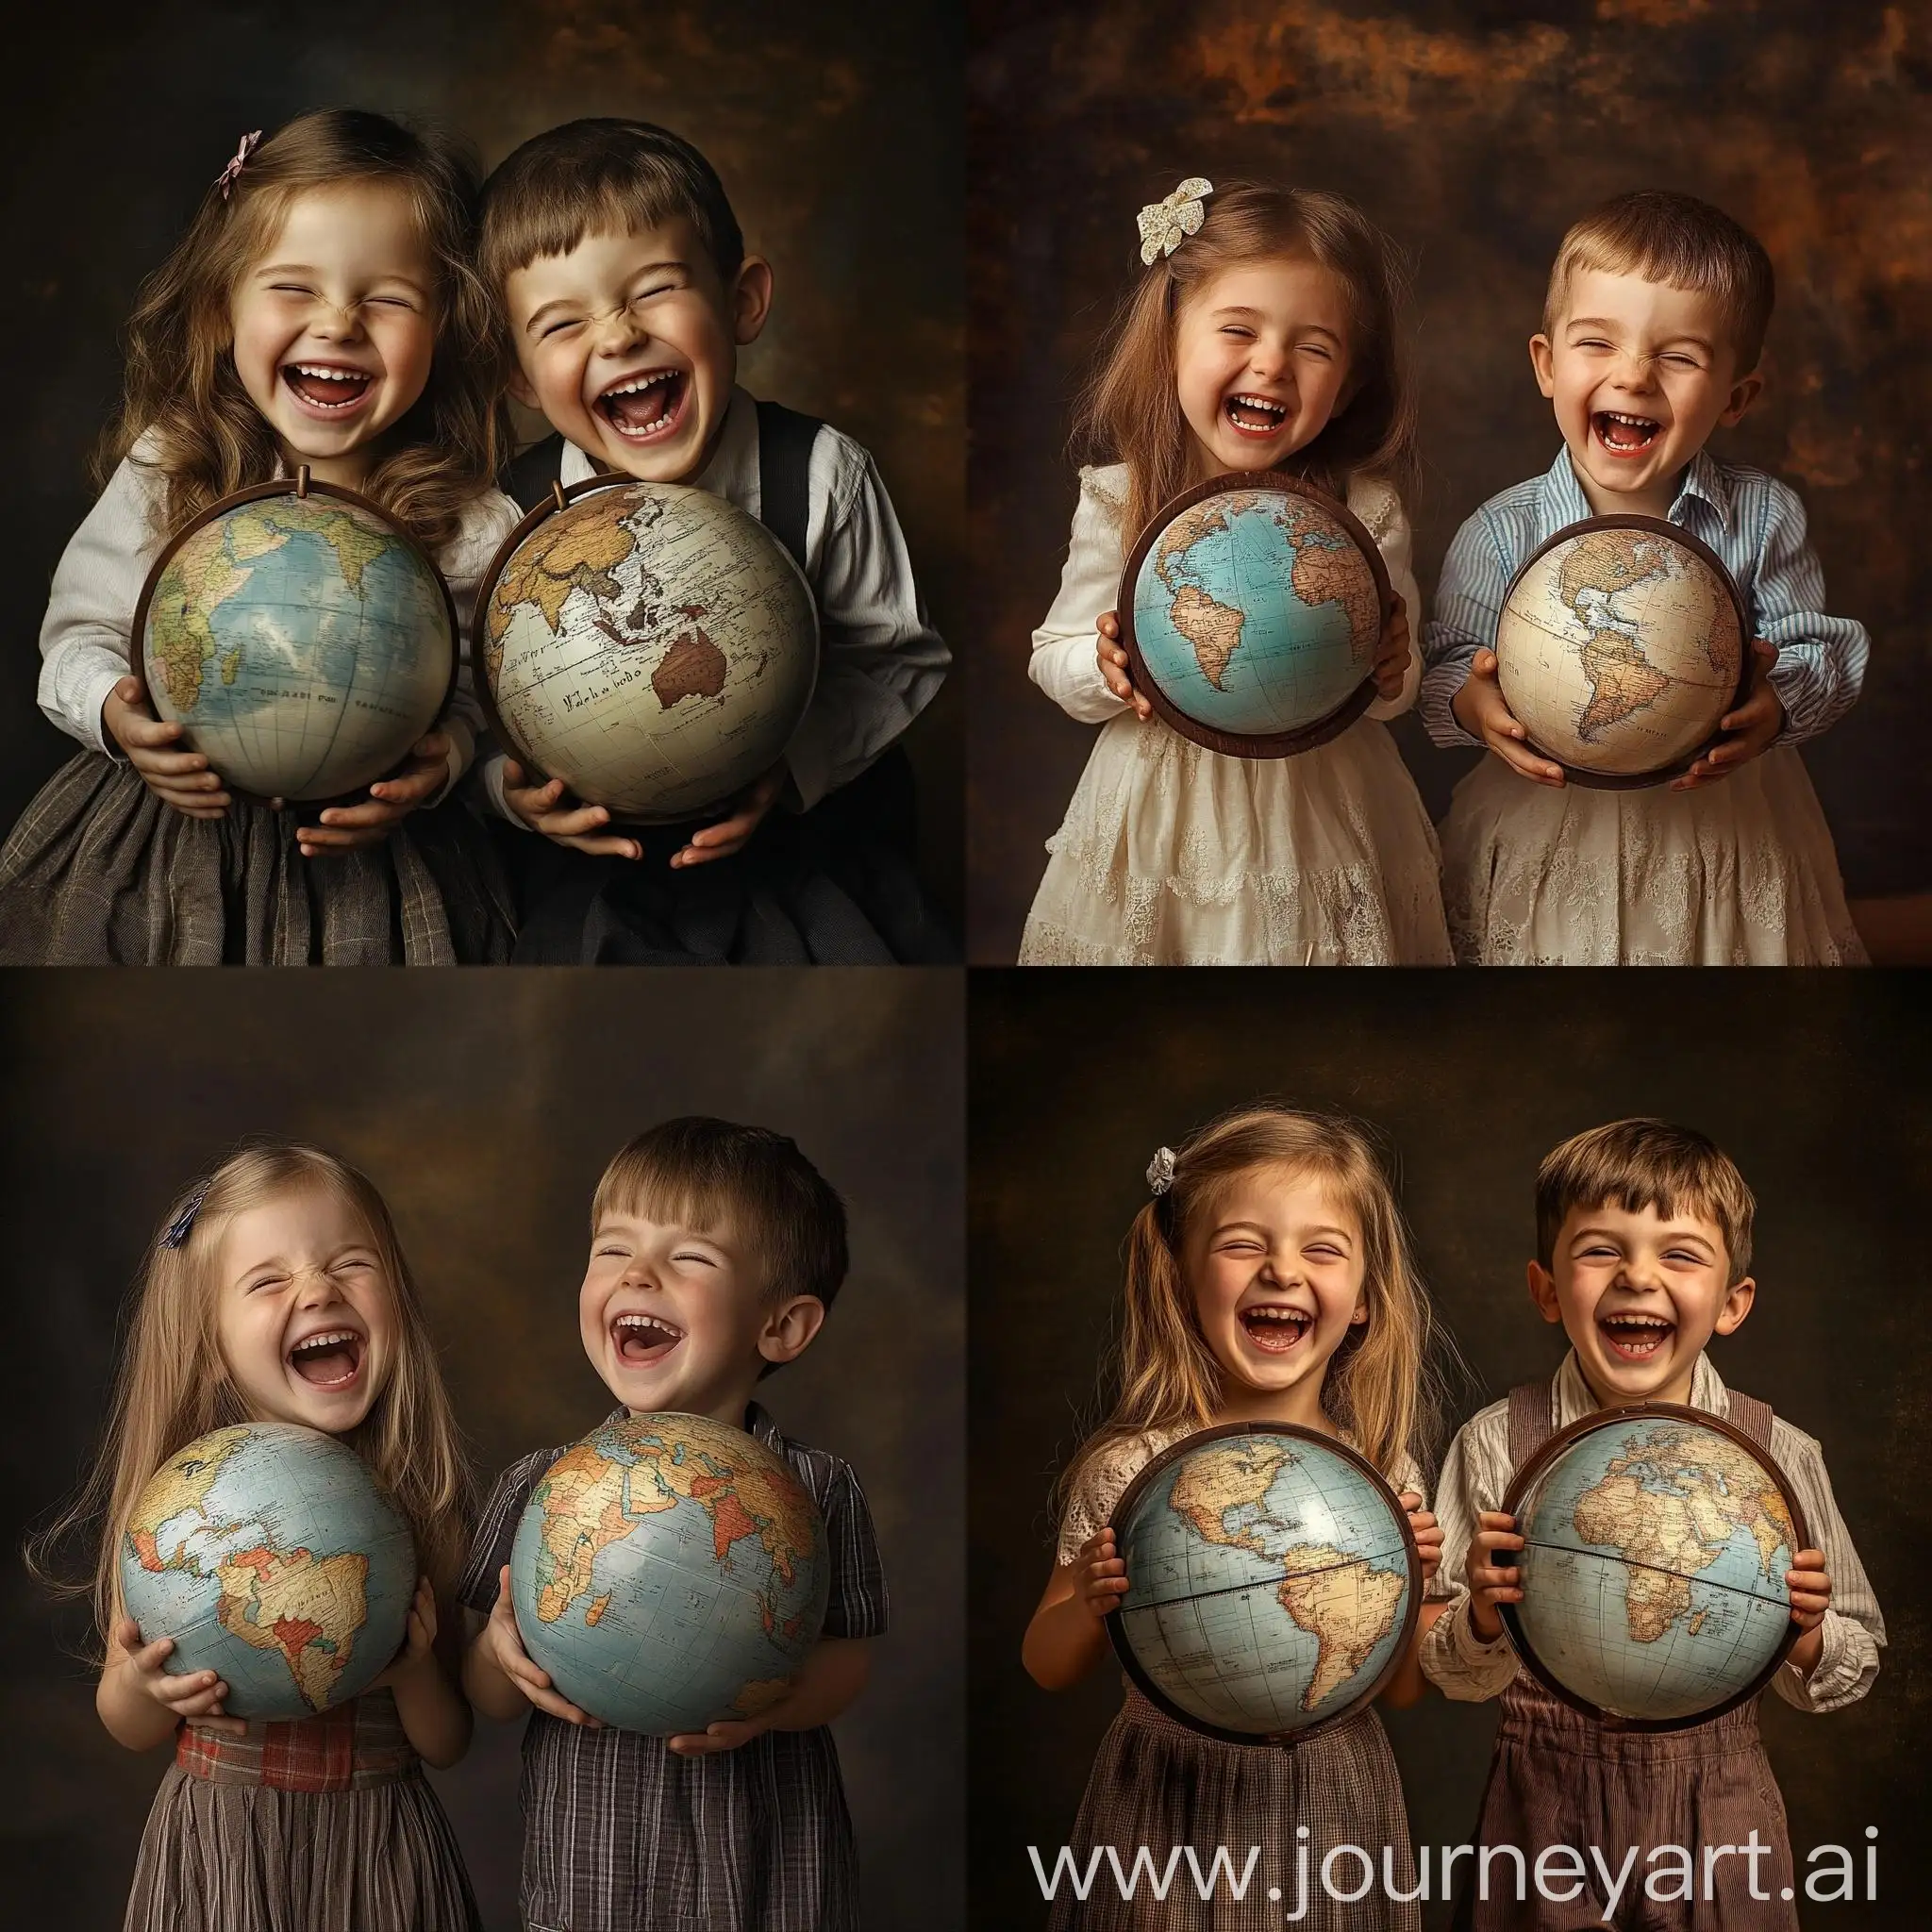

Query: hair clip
[
  {"left": 160, "top": 1180, "right": 212, "bottom": 1250},
  {"left": 1145, "top": 1146, "right": 1177, "bottom": 1196},
  {"left": 216, "top": 130, "right": 263, "bottom": 202},
  {"left": 1137, "top": 177, "right": 1214, "bottom": 266}
]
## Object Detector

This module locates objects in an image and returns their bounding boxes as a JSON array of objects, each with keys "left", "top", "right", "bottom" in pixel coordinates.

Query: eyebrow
[
  {"left": 1565, "top": 316, "right": 1716, "bottom": 352},
  {"left": 1570, "top": 1223, "right": 1715, "bottom": 1252},
  {"left": 522, "top": 260, "right": 691, "bottom": 336},
  {"left": 1211, "top": 1220, "right": 1354, "bottom": 1242},
  {"left": 256, "top": 262, "right": 431, "bottom": 296},
  {"left": 1210, "top": 305, "right": 1343, "bottom": 344}
]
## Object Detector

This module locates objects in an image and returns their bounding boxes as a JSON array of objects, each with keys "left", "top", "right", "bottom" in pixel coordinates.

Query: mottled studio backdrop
[
  {"left": 6, "top": 0, "right": 962, "bottom": 927},
  {"left": 967, "top": 0, "right": 1932, "bottom": 958},
  {"left": 969, "top": 970, "right": 1928, "bottom": 1927},
  {"left": 0, "top": 971, "right": 963, "bottom": 1931}
]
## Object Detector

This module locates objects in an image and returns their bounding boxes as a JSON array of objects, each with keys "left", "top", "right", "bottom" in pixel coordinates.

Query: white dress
[{"left": 1019, "top": 464, "right": 1451, "bottom": 965}]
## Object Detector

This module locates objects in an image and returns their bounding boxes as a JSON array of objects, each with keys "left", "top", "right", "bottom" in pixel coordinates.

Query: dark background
[
  {"left": 967, "top": 0, "right": 1932, "bottom": 960},
  {"left": 969, "top": 969, "right": 1929, "bottom": 1926},
  {"left": 6, "top": 0, "right": 963, "bottom": 932},
  {"left": 0, "top": 969, "right": 963, "bottom": 1931}
]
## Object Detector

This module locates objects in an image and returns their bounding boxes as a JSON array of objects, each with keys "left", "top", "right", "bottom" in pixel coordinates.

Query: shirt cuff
[
  {"left": 434, "top": 719, "right": 475, "bottom": 805},
  {"left": 476, "top": 750, "right": 520, "bottom": 825},
  {"left": 85, "top": 664, "right": 129, "bottom": 761},
  {"left": 1778, "top": 1611, "right": 1859, "bottom": 1712}
]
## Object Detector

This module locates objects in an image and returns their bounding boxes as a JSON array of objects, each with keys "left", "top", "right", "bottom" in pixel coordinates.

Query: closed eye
[{"left": 541, "top": 318, "right": 585, "bottom": 338}]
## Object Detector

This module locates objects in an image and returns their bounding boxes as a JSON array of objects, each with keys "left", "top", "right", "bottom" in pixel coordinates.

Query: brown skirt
[
  {"left": 0, "top": 752, "right": 514, "bottom": 964},
  {"left": 1047, "top": 1686, "right": 1421, "bottom": 1932},
  {"left": 1456, "top": 1682, "right": 1796, "bottom": 1932},
  {"left": 125, "top": 1761, "right": 481, "bottom": 1932}
]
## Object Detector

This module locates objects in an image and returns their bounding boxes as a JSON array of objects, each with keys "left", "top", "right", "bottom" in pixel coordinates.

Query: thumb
[
  {"left": 113, "top": 676, "right": 142, "bottom": 702},
  {"left": 1751, "top": 639, "right": 1777, "bottom": 672},
  {"left": 1473, "top": 648, "right": 1499, "bottom": 679}
]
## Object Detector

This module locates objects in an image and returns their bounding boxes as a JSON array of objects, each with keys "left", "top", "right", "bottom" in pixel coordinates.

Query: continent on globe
[
  {"left": 1167, "top": 1439, "right": 1287, "bottom": 1549},
  {"left": 1286, "top": 529, "right": 1377, "bottom": 660},
  {"left": 124, "top": 1433, "right": 248, "bottom": 1572},
  {"left": 1167, "top": 586, "right": 1245, "bottom": 690},
  {"left": 650, "top": 627, "right": 730, "bottom": 708},
  {"left": 490, "top": 513, "right": 638, "bottom": 643},
  {"left": 213, "top": 1544, "right": 371, "bottom": 1712},
  {"left": 1557, "top": 530, "right": 1673, "bottom": 741}
]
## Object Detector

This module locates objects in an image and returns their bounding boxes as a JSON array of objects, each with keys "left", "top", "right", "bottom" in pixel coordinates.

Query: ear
[
  {"left": 731, "top": 256, "right": 774, "bottom": 347},
  {"left": 1526, "top": 1258, "right": 1563, "bottom": 1325},
  {"left": 1712, "top": 1274, "right": 1756, "bottom": 1336},
  {"left": 1348, "top": 1293, "right": 1370, "bottom": 1326},
  {"left": 506, "top": 363, "right": 539, "bottom": 410},
  {"left": 1717, "top": 367, "right": 1763, "bottom": 427},
  {"left": 1528, "top": 333, "right": 1557, "bottom": 400},
  {"left": 757, "top": 1292, "right": 825, "bottom": 1368}
]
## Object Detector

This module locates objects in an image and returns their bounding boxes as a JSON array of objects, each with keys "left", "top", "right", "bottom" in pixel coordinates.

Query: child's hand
[
  {"left": 293, "top": 732, "right": 453, "bottom": 858},
  {"left": 1373, "top": 595, "right": 1411, "bottom": 703},
  {"left": 502, "top": 758, "right": 642, "bottom": 859},
  {"left": 1450, "top": 650, "right": 1564, "bottom": 787},
  {"left": 1784, "top": 1547, "right": 1833, "bottom": 1679},
  {"left": 666, "top": 1716, "right": 768, "bottom": 1757},
  {"left": 103, "top": 677, "right": 232, "bottom": 819},
  {"left": 1073, "top": 1528, "right": 1130, "bottom": 1621},
  {"left": 481, "top": 1566, "right": 601, "bottom": 1726},
  {"left": 1095, "top": 612, "right": 1151, "bottom": 720},
  {"left": 672, "top": 762, "right": 785, "bottom": 869},
  {"left": 1671, "top": 641, "right": 1784, "bottom": 791},
  {"left": 368, "top": 1576, "right": 438, "bottom": 1691},
  {"left": 108, "top": 1615, "right": 246, "bottom": 1737},
  {"left": 1465, "top": 1510, "right": 1524, "bottom": 1641},
  {"left": 1398, "top": 1491, "right": 1441, "bottom": 1585}
]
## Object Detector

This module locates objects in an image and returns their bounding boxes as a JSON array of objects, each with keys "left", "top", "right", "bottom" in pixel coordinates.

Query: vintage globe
[
  {"left": 1504, "top": 1406, "right": 1803, "bottom": 1725},
  {"left": 1123, "top": 476, "right": 1386, "bottom": 755},
  {"left": 1108, "top": 1424, "right": 1419, "bottom": 1741},
  {"left": 138, "top": 482, "right": 455, "bottom": 802},
  {"left": 1494, "top": 518, "right": 1745, "bottom": 780},
  {"left": 119, "top": 1423, "right": 416, "bottom": 1722},
  {"left": 477, "top": 480, "right": 818, "bottom": 822},
  {"left": 511, "top": 1411, "right": 828, "bottom": 1735}
]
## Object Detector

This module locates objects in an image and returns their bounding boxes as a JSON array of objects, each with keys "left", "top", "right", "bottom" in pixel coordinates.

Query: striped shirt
[
  {"left": 1420, "top": 1351, "right": 1885, "bottom": 1714},
  {"left": 458, "top": 1403, "right": 888, "bottom": 1932},
  {"left": 1419, "top": 447, "right": 1869, "bottom": 750}
]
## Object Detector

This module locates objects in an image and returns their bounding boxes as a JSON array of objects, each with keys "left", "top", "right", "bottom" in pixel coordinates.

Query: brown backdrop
[
  {"left": 6, "top": 0, "right": 962, "bottom": 929},
  {"left": 969, "top": 968, "right": 1928, "bottom": 1926},
  {"left": 1, "top": 969, "right": 963, "bottom": 1930},
  {"left": 967, "top": 0, "right": 1932, "bottom": 958}
]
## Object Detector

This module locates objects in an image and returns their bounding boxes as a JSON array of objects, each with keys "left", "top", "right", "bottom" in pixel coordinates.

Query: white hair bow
[
  {"left": 1145, "top": 1146, "right": 1177, "bottom": 1196},
  {"left": 1137, "top": 177, "right": 1214, "bottom": 265}
]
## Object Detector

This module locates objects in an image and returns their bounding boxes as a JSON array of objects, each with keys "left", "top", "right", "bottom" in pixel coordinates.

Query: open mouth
[
  {"left": 597, "top": 369, "right": 688, "bottom": 442},
  {"left": 1224, "top": 391, "right": 1290, "bottom": 437},
  {"left": 611, "top": 1310, "right": 684, "bottom": 1367},
  {"left": 1591, "top": 409, "right": 1661, "bottom": 458},
  {"left": 287, "top": 1328, "right": 365, "bottom": 1390},
  {"left": 1597, "top": 1311, "right": 1674, "bottom": 1361},
  {"left": 281, "top": 362, "right": 375, "bottom": 415},
  {"left": 1238, "top": 1304, "right": 1314, "bottom": 1354}
]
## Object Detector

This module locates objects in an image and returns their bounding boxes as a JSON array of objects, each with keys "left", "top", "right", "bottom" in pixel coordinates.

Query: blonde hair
[
  {"left": 97, "top": 108, "right": 509, "bottom": 553},
  {"left": 1060, "top": 1107, "right": 1446, "bottom": 1519},
  {"left": 29, "top": 1142, "right": 470, "bottom": 1645},
  {"left": 1537, "top": 1118, "right": 1756, "bottom": 1284},
  {"left": 1076, "top": 181, "right": 1419, "bottom": 548},
  {"left": 1542, "top": 190, "right": 1775, "bottom": 374}
]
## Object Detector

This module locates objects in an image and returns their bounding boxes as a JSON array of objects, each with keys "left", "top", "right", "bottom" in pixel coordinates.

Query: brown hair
[
  {"left": 1542, "top": 190, "right": 1775, "bottom": 374},
  {"left": 478, "top": 118, "right": 744, "bottom": 293},
  {"left": 1060, "top": 1107, "right": 1448, "bottom": 1520},
  {"left": 593, "top": 1117, "right": 847, "bottom": 1313},
  {"left": 1075, "top": 180, "right": 1419, "bottom": 547},
  {"left": 28, "top": 1142, "right": 472, "bottom": 1645},
  {"left": 97, "top": 109, "right": 508, "bottom": 553},
  {"left": 1536, "top": 1118, "right": 1756, "bottom": 1283}
]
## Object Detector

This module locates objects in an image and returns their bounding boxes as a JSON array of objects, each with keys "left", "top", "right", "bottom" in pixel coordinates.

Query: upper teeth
[
  {"left": 605, "top": 372, "right": 676, "bottom": 398},
  {"left": 291, "top": 365, "right": 367, "bottom": 380},
  {"left": 1231, "top": 393, "right": 1286, "bottom": 414},
  {"left": 291, "top": 1330, "right": 356, "bottom": 1354},
  {"left": 1244, "top": 1307, "right": 1308, "bottom": 1323},
  {"left": 615, "top": 1312, "right": 682, "bottom": 1337},
  {"left": 1604, "top": 1314, "right": 1669, "bottom": 1327},
  {"left": 1602, "top": 411, "right": 1656, "bottom": 427}
]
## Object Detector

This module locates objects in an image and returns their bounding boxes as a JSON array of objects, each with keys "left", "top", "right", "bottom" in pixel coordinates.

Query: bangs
[{"left": 591, "top": 1158, "right": 740, "bottom": 1246}]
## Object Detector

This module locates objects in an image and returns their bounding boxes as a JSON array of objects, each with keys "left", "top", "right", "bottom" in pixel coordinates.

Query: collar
[
  {"left": 558, "top": 384, "right": 759, "bottom": 501},
  {"left": 1553, "top": 1346, "right": 1725, "bottom": 1425},
  {"left": 1541, "top": 443, "right": 1736, "bottom": 537},
  {"left": 601, "top": 1397, "right": 779, "bottom": 1445}
]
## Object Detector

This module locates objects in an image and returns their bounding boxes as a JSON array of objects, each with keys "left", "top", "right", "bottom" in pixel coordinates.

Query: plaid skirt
[
  {"left": 0, "top": 752, "right": 514, "bottom": 964},
  {"left": 1048, "top": 1686, "right": 1420, "bottom": 1932}
]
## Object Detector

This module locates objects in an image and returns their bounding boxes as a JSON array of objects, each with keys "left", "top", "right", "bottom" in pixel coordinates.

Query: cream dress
[{"left": 1019, "top": 465, "right": 1451, "bottom": 965}]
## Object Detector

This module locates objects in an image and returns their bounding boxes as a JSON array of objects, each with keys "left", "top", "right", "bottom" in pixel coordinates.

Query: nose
[
  {"left": 591, "top": 302, "right": 648, "bottom": 358},
  {"left": 1609, "top": 346, "right": 1656, "bottom": 392},
  {"left": 309, "top": 300, "right": 368, "bottom": 345},
  {"left": 292, "top": 1264, "right": 346, "bottom": 1307},
  {"left": 1246, "top": 338, "right": 1289, "bottom": 383}
]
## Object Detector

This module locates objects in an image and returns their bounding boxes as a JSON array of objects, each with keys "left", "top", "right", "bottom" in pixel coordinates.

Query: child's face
[
  {"left": 228, "top": 182, "right": 439, "bottom": 472},
  {"left": 578, "top": 1206, "right": 822, "bottom": 1424},
  {"left": 1174, "top": 258, "right": 1355, "bottom": 480},
  {"left": 505, "top": 221, "right": 773, "bottom": 484},
  {"left": 212, "top": 1188, "right": 391, "bottom": 1434},
  {"left": 1531, "top": 267, "right": 1762, "bottom": 510},
  {"left": 1184, "top": 1165, "right": 1369, "bottom": 1407},
  {"left": 1530, "top": 1199, "right": 1755, "bottom": 1408}
]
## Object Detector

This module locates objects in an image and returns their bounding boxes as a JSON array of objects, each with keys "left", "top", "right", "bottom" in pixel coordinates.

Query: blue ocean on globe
[
  {"left": 1129, "top": 489, "right": 1377, "bottom": 739},
  {"left": 119, "top": 1423, "right": 416, "bottom": 1723},
  {"left": 1114, "top": 1429, "right": 1414, "bottom": 1737},
  {"left": 1513, "top": 1415, "right": 1795, "bottom": 1722}
]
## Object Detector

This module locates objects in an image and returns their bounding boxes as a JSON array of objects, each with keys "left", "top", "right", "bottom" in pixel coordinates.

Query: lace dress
[{"left": 1019, "top": 465, "right": 1450, "bottom": 965}]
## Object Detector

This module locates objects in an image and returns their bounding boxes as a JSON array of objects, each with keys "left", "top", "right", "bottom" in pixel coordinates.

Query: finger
[
  {"left": 149, "top": 782, "right": 232, "bottom": 811},
  {"left": 1134, "top": 694, "right": 1152, "bottom": 721},
  {"left": 1397, "top": 1492, "right": 1421, "bottom": 1511},
  {"left": 1473, "top": 648, "right": 1499, "bottom": 678},
  {"left": 1097, "top": 611, "right": 1120, "bottom": 639},
  {"left": 686, "top": 810, "right": 758, "bottom": 850},
  {"left": 128, "top": 746, "right": 213, "bottom": 778},
  {"left": 526, "top": 1683, "right": 600, "bottom": 1725},
  {"left": 111, "top": 1617, "right": 146, "bottom": 1657},
  {"left": 316, "top": 799, "right": 408, "bottom": 829},
  {"left": 131, "top": 1634, "right": 176, "bottom": 1672},
  {"left": 505, "top": 778, "right": 570, "bottom": 813},
  {"left": 673, "top": 837, "right": 745, "bottom": 869},
  {"left": 363, "top": 770, "right": 443, "bottom": 808},
  {"left": 156, "top": 1672, "right": 227, "bottom": 1709},
  {"left": 297, "top": 827, "right": 390, "bottom": 854},
  {"left": 193, "top": 1714, "right": 249, "bottom": 1739},
  {"left": 116, "top": 714, "right": 187, "bottom": 748},
  {"left": 526, "top": 803, "right": 615, "bottom": 839},
  {"left": 409, "top": 731, "right": 452, "bottom": 758},
  {"left": 557, "top": 833, "right": 645, "bottom": 858}
]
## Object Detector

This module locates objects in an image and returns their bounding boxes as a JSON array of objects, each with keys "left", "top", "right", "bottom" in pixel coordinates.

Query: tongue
[
  {"left": 292, "top": 1341, "right": 356, "bottom": 1385},
  {"left": 1599, "top": 415, "right": 1652, "bottom": 448},
  {"left": 608, "top": 382, "right": 675, "bottom": 432},
  {"left": 1229, "top": 403, "right": 1279, "bottom": 429},
  {"left": 619, "top": 1326, "right": 675, "bottom": 1358},
  {"left": 289, "top": 370, "right": 369, "bottom": 407}
]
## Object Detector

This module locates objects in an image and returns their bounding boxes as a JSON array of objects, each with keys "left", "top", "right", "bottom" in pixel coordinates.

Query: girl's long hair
[
  {"left": 97, "top": 108, "right": 508, "bottom": 554},
  {"left": 28, "top": 1142, "right": 471, "bottom": 1646},
  {"left": 1075, "top": 181, "right": 1419, "bottom": 546},
  {"left": 1058, "top": 1107, "right": 1449, "bottom": 1519}
]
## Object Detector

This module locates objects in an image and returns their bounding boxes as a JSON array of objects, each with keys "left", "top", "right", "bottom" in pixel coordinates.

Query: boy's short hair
[
  {"left": 1536, "top": 1119, "right": 1755, "bottom": 1283},
  {"left": 1542, "top": 190, "right": 1775, "bottom": 374},
  {"left": 479, "top": 118, "right": 743, "bottom": 291},
  {"left": 592, "top": 1117, "right": 848, "bottom": 1309}
]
